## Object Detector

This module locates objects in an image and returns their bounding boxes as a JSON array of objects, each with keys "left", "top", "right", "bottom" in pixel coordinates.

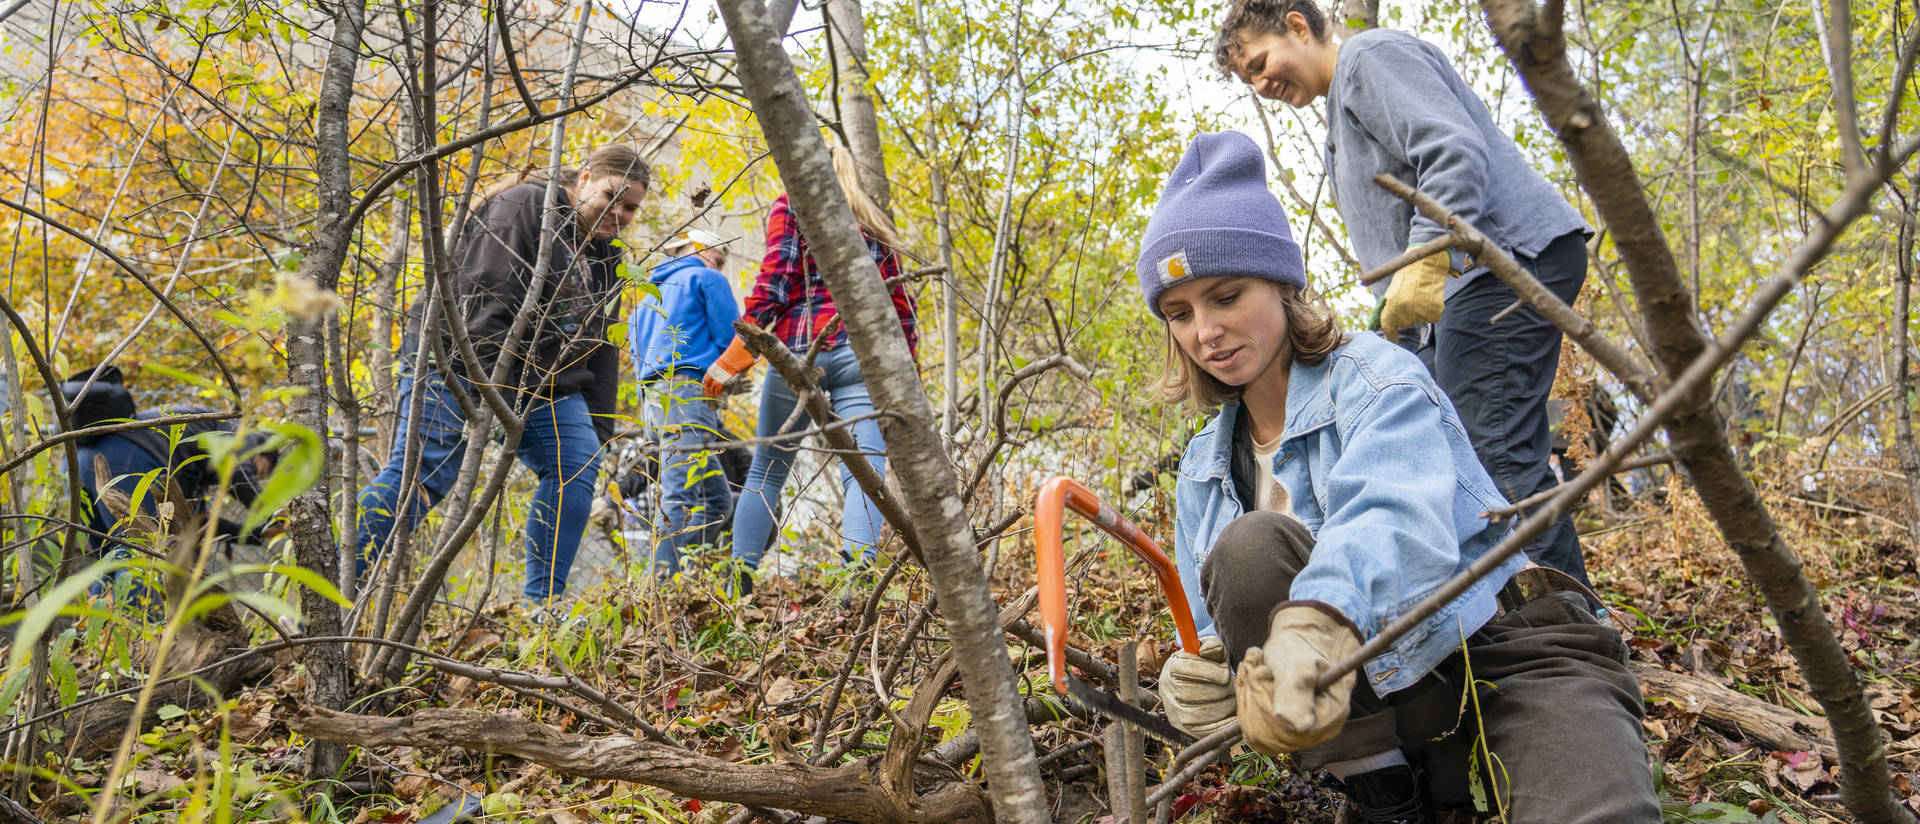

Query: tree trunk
[
  {"left": 827, "top": 0, "right": 891, "bottom": 212},
  {"left": 1479, "top": 2, "right": 1913, "bottom": 821},
  {"left": 1893, "top": 180, "right": 1920, "bottom": 539},
  {"left": 977, "top": 13, "right": 1025, "bottom": 445},
  {"left": 284, "top": 0, "right": 369, "bottom": 786},
  {"left": 712, "top": 1, "right": 1052, "bottom": 821},
  {"left": 908, "top": 0, "right": 961, "bottom": 438},
  {"left": 368, "top": 187, "right": 413, "bottom": 461},
  {"left": 768, "top": 0, "right": 802, "bottom": 38}
]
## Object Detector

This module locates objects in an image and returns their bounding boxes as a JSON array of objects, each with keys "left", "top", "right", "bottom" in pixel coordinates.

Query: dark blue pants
[
  {"left": 77, "top": 437, "right": 170, "bottom": 606},
  {"left": 1422, "top": 232, "right": 1590, "bottom": 584}
]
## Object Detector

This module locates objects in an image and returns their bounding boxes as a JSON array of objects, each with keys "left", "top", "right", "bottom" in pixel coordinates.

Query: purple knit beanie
[{"left": 1136, "top": 131, "right": 1305, "bottom": 319}]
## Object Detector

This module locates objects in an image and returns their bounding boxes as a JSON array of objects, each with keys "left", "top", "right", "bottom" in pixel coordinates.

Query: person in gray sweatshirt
[{"left": 1213, "top": 2, "right": 1591, "bottom": 591}]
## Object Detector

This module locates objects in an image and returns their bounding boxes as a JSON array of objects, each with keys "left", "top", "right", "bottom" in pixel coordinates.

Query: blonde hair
[
  {"left": 1155, "top": 283, "right": 1347, "bottom": 411},
  {"left": 831, "top": 146, "right": 900, "bottom": 249}
]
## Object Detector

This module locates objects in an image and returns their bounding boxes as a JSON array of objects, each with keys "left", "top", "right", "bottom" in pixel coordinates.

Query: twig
[
  {"left": 1482, "top": 451, "right": 1674, "bottom": 520},
  {"left": 736, "top": 321, "right": 925, "bottom": 563},
  {"left": 1371, "top": 175, "right": 1662, "bottom": 403},
  {"left": 1357, "top": 235, "right": 1458, "bottom": 286},
  {"left": 0, "top": 411, "right": 240, "bottom": 478},
  {"left": 1146, "top": 722, "right": 1240, "bottom": 806},
  {"left": 808, "top": 553, "right": 907, "bottom": 757},
  {"left": 490, "top": 0, "right": 542, "bottom": 117},
  {"left": 963, "top": 354, "right": 1093, "bottom": 501}
]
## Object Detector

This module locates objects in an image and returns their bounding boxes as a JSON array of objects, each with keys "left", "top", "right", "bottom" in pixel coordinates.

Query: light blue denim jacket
[{"left": 1173, "top": 332, "right": 1525, "bottom": 696}]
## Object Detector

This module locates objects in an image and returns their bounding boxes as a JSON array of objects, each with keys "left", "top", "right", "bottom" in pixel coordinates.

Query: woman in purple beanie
[
  {"left": 1144, "top": 131, "right": 1656, "bottom": 824},
  {"left": 1211, "top": 0, "right": 1593, "bottom": 588}
]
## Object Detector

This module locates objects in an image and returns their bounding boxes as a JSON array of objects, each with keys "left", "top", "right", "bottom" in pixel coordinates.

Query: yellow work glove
[
  {"left": 1377, "top": 243, "right": 1455, "bottom": 331},
  {"left": 1158, "top": 635, "right": 1236, "bottom": 737},
  {"left": 703, "top": 337, "right": 757, "bottom": 398},
  {"left": 1234, "top": 602, "right": 1363, "bottom": 755}
]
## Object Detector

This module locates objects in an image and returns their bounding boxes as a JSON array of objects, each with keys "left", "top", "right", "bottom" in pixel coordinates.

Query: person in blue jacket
[
  {"left": 630, "top": 228, "right": 740, "bottom": 574},
  {"left": 1212, "top": 1, "right": 1592, "bottom": 585},
  {"left": 1142, "top": 132, "right": 1656, "bottom": 824},
  {"left": 59, "top": 366, "right": 278, "bottom": 607}
]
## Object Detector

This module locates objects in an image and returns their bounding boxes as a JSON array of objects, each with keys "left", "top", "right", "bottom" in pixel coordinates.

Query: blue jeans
[
  {"left": 1424, "top": 231, "right": 1590, "bottom": 584},
  {"left": 355, "top": 371, "right": 604, "bottom": 601},
  {"left": 643, "top": 374, "right": 734, "bottom": 573},
  {"left": 730, "top": 345, "right": 887, "bottom": 569}
]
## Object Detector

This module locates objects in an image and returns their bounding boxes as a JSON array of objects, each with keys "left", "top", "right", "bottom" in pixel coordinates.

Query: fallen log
[
  {"left": 1631, "top": 660, "right": 1838, "bottom": 760},
  {"left": 291, "top": 707, "right": 991, "bottom": 824}
]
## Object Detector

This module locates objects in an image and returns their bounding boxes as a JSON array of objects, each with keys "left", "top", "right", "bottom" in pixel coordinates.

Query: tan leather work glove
[
  {"left": 1235, "top": 602, "right": 1364, "bottom": 755},
  {"left": 1378, "top": 244, "right": 1454, "bottom": 331},
  {"left": 1159, "top": 635, "right": 1236, "bottom": 737}
]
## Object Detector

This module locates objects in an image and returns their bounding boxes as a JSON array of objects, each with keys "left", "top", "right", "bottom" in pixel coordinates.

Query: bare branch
[
  {"left": 1371, "top": 174, "right": 1665, "bottom": 403},
  {"left": 490, "top": 0, "right": 542, "bottom": 117},
  {"left": 735, "top": 320, "right": 924, "bottom": 562},
  {"left": 963, "top": 353, "right": 1092, "bottom": 501},
  {"left": 0, "top": 195, "right": 244, "bottom": 400},
  {"left": 0, "top": 411, "right": 239, "bottom": 478},
  {"left": 292, "top": 707, "right": 992, "bottom": 824}
]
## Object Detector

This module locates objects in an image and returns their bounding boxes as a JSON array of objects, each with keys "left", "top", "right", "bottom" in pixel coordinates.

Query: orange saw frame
[{"left": 1033, "top": 476, "right": 1201, "bottom": 694}]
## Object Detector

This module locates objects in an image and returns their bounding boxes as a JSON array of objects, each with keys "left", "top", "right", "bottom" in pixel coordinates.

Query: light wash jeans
[
  {"left": 730, "top": 345, "right": 886, "bottom": 569},
  {"left": 355, "top": 370, "right": 603, "bottom": 602},
  {"left": 642, "top": 373, "right": 734, "bottom": 574}
]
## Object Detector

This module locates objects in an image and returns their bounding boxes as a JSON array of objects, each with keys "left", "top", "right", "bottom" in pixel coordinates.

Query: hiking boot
[{"left": 1337, "top": 764, "right": 1434, "bottom": 824}]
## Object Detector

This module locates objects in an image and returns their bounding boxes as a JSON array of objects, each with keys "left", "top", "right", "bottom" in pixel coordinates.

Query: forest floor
[{"left": 28, "top": 466, "right": 1920, "bottom": 824}]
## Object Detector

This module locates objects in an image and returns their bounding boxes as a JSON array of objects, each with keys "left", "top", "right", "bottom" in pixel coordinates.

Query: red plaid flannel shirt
[{"left": 742, "top": 195, "right": 919, "bottom": 357}]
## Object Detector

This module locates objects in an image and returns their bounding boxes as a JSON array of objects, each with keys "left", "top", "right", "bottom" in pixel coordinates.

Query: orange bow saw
[{"left": 1032, "top": 476, "right": 1202, "bottom": 695}]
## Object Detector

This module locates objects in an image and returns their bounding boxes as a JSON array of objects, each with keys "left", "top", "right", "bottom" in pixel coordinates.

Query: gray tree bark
[
  {"left": 284, "top": 0, "right": 368, "bottom": 786},
  {"left": 1894, "top": 179, "right": 1920, "bottom": 539},
  {"left": 908, "top": 0, "right": 962, "bottom": 438},
  {"left": 827, "top": 0, "right": 892, "bottom": 211},
  {"left": 713, "top": 1, "right": 1052, "bottom": 820},
  {"left": 1480, "top": 1, "right": 1915, "bottom": 820}
]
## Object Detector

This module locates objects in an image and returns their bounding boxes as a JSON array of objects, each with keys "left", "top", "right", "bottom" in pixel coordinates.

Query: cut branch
[
  {"left": 291, "top": 708, "right": 990, "bottom": 824},
  {"left": 1371, "top": 174, "right": 1663, "bottom": 403}
]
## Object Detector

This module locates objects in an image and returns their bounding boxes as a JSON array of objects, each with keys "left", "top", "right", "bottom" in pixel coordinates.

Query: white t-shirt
[{"left": 1251, "top": 431, "right": 1292, "bottom": 514}]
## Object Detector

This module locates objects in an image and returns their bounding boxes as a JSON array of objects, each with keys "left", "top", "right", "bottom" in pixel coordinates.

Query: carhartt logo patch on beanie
[
  {"left": 1158, "top": 250, "right": 1191, "bottom": 286},
  {"left": 1136, "top": 131, "right": 1306, "bottom": 318}
]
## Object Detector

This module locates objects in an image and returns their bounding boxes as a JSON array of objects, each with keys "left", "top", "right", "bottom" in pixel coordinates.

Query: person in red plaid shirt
[{"left": 707, "top": 147, "right": 919, "bottom": 594}]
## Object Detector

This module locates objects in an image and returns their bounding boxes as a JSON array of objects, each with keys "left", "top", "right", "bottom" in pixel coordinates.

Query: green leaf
[
  {"left": 223, "top": 563, "right": 349, "bottom": 607},
  {"left": 156, "top": 704, "right": 186, "bottom": 721},
  {"left": 242, "top": 422, "right": 322, "bottom": 535},
  {"left": 49, "top": 654, "right": 77, "bottom": 708},
  {"left": 2, "top": 558, "right": 126, "bottom": 686},
  {"left": 143, "top": 362, "right": 221, "bottom": 395},
  {"left": 227, "top": 591, "right": 301, "bottom": 624}
]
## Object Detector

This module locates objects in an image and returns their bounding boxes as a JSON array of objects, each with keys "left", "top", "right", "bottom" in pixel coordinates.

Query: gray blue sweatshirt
[{"left": 1324, "top": 29, "right": 1588, "bottom": 297}]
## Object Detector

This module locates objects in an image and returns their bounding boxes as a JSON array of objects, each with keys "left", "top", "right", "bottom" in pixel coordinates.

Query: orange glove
[{"left": 703, "top": 337, "right": 756, "bottom": 397}]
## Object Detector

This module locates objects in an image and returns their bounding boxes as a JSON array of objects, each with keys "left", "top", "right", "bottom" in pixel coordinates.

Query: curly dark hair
[{"left": 1211, "top": 0, "right": 1333, "bottom": 77}]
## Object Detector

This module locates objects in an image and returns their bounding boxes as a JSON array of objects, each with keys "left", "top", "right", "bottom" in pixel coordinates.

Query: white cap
[{"left": 671, "top": 228, "right": 728, "bottom": 253}]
